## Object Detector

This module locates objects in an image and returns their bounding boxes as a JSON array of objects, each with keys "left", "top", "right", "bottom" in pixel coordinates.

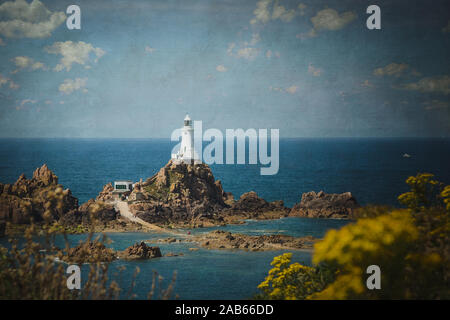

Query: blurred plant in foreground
[
  {"left": 258, "top": 173, "right": 450, "bottom": 299},
  {"left": 0, "top": 191, "right": 176, "bottom": 300}
]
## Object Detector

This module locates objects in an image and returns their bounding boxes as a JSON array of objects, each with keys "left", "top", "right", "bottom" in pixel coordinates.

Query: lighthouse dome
[{"left": 184, "top": 114, "right": 192, "bottom": 126}]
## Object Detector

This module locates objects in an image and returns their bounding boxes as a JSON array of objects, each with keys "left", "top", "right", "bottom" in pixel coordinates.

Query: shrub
[{"left": 257, "top": 173, "right": 450, "bottom": 299}]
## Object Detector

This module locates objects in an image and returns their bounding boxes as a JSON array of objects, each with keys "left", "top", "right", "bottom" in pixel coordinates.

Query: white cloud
[
  {"left": 373, "top": 63, "right": 418, "bottom": 77},
  {"left": 250, "top": 0, "right": 271, "bottom": 24},
  {"left": 272, "top": 2, "right": 296, "bottom": 22},
  {"left": 401, "top": 75, "right": 450, "bottom": 95},
  {"left": 16, "top": 98, "right": 36, "bottom": 110},
  {"left": 227, "top": 34, "right": 262, "bottom": 61},
  {"left": 250, "top": 0, "right": 299, "bottom": 25},
  {"left": 45, "top": 41, "right": 106, "bottom": 72},
  {"left": 296, "top": 28, "right": 317, "bottom": 40},
  {"left": 423, "top": 100, "right": 449, "bottom": 111},
  {"left": 361, "top": 80, "right": 374, "bottom": 88},
  {"left": 298, "top": 8, "right": 356, "bottom": 39},
  {"left": 0, "top": 74, "right": 9, "bottom": 86},
  {"left": 308, "top": 63, "right": 322, "bottom": 77},
  {"left": 249, "top": 33, "right": 260, "bottom": 46},
  {"left": 0, "top": 0, "right": 65, "bottom": 39},
  {"left": 265, "top": 50, "right": 280, "bottom": 59},
  {"left": 270, "top": 85, "right": 298, "bottom": 94},
  {"left": 227, "top": 43, "right": 236, "bottom": 55},
  {"left": 442, "top": 20, "right": 450, "bottom": 33},
  {"left": 0, "top": 73, "right": 19, "bottom": 89},
  {"left": 145, "top": 45, "right": 155, "bottom": 54},
  {"left": 236, "top": 47, "right": 260, "bottom": 60},
  {"left": 285, "top": 85, "right": 298, "bottom": 94},
  {"left": 216, "top": 65, "right": 227, "bottom": 72},
  {"left": 58, "top": 78, "right": 88, "bottom": 95},
  {"left": 298, "top": 3, "right": 307, "bottom": 16},
  {"left": 12, "top": 56, "right": 46, "bottom": 73},
  {"left": 9, "top": 80, "right": 19, "bottom": 89},
  {"left": 311, "top": 8, "right": 357, "bottom": 31}
]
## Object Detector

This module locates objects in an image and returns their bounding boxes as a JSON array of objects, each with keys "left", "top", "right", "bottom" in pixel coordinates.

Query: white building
[
  {"left": 171, "top": 114, "right": 201, "bottom": 164},
  {"left": 113, "top": 180, "right": 134, "bottom": 192}
]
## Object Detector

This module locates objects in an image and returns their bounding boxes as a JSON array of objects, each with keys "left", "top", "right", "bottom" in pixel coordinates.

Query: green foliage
[
  {"left": 256, "top": 253, "right": 335, "bottom": 300},
  {"left": 398, "top": 173, "right": 443, "bottom": 211},
  {"left": 258, "top": 173, "right": 450, "bottom": 300},
  {"left": 0, "top": 223, "right": 177, "bottom": 299}
]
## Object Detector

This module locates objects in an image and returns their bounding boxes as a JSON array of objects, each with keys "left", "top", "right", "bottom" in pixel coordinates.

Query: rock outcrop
[
  {"left": 60, "top": 241, "right": 117, "bottom": 263},
  {"left": 59, "top": 199, "right": 118, "bottom": 226},
  {"left": 117, "top": 242, "right": 162, "bottom": 260},
  {"left": 95, "top": 183, "right": 115, "bottom": 202},
  {"left": 289, "top": 191, "right": 359, "bottom": 219},
  {"left": 184, "top": 230, "right": 315, "bottom": 251},
  {"left": 128, "top": 160, "right": 230, "bottom": 225},
  {"left": 223, "top": 191, "right": 289, "bottom": 220},
  {"left": 0, "top": 165, "right": 78, "bottom": 224}
]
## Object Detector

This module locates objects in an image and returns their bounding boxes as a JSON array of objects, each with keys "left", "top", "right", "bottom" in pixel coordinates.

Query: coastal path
[
  {"left": 115, "top": 200, "right": 167, "bottom": 233},
  {"left": 114, "top": 200, "right": 186, "bottom": 236}
]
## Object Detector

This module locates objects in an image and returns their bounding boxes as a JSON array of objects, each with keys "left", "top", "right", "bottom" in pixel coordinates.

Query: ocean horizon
[{"left": 1, "top": 137, "right": 449, "bottom": 207}]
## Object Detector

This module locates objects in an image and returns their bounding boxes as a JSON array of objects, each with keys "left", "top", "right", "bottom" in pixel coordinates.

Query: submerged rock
[
  {"left": 188, "top": 230, "right": 315, "bottom": 251},
  {"left": 290, "top": 191, "right": 359, "bottom": 219},
  {"left": 118, "top": 242, "right": 162, "bottom": 260}
]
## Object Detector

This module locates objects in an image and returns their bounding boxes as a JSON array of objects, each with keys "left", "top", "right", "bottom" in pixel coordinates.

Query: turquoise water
[
  {"left": 62, "top": 218, "right": 349, "bottom": 300},
  {"left": 0, "top": 217, "right": 349, "bottom": 299}
]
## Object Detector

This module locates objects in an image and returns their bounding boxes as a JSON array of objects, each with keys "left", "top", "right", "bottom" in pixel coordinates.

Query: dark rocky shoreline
[{"left": 0, "top": 162, "right": 359, "bottom": 236}]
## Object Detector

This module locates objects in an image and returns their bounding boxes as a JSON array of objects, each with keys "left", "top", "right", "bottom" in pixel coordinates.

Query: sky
[{"left": 0, "top": 0, "right": 449, "bottom": 138}]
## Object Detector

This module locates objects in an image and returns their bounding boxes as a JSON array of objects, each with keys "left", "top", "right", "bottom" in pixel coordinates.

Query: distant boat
[{"left": 403, "top": 153, "right": 411, "bottom": 158}]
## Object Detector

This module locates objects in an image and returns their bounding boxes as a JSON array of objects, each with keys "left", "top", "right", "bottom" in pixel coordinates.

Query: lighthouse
[{"left": 171, "top": 114, "right": 200, "bottom": 163}]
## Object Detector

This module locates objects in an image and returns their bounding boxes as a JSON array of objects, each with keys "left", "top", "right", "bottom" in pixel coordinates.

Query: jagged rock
[
  {"left": 118, "top": 242, "right": 162, "bottom": 260},
  {"left": 222, "top": 191, "right": 289, "bottom": 220},
  {"left": 59, "top": 209, "right": 83, "bottom": 225},
  {"left": 0, "top": 165, "right": 78, "bottom": 224},
  {"left": 61, "top": 241, "right": 117, "bottom": 263},
  {"left": 32, "top": 164, "right": 58, "bottom": 186},
  {"left": 95, "top": 183, "right": 114, "bottom": 202},
  {"left": 78, "top": 199, "right": 118, "bottom": 223},
  {"left": 229, "top": 191, "right": 285, "bottom": 213},
  {"left": 289, "top": 191, "right": 359, "bottom": 219},
  {"left": 58, "top": 199, "right": 118, "bottom": 226},
  {"left": 128, "top": 160, "right": 230, "bottom": 224}
]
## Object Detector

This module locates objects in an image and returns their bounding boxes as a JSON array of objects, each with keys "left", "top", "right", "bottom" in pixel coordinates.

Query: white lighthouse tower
[{"left": 171, "top": 114, "right": 200, "bottom": 164}]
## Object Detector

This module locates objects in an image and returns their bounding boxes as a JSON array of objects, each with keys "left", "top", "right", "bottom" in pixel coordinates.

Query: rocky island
[
  {"left": 58, "top": 241, "right": 162, "bottom": 264},
  {"left": 157, "top": 230, "right": 316, "bottom": 251},
  {"left": 0, "top": 161, "right": 358, "bottom": 239}
]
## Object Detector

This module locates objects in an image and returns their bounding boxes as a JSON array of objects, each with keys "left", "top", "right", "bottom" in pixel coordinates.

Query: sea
[{"left": 0, "top": 138, "right": 449, "bottom": 299}]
